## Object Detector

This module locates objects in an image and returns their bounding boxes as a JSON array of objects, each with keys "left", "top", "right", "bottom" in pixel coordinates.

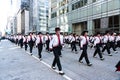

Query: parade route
[{"left": 0, "top": 40, "right": 120, "bottom": 80}]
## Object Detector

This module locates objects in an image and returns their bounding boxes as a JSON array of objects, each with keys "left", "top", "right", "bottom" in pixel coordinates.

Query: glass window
[
  {"left": 114, "top": 0, "right": 120, "bottom": 10},
  {"left": 87, "top": 6, "right": 92, "bottom": 16},
  {"left": 108, "top": 0, "right": 114, "bottom": 11},
  {"left": 72, "top": 4, "right": 74, "bottom": 10},
  {"left": 92, "top": 0, "right": 96, "bottom": 3},
  {"left": 102, "top": 3, "right": 107, "bottom": 13},
  {"left": 51, "top": 12, "right": 57, "bottom": 18}
]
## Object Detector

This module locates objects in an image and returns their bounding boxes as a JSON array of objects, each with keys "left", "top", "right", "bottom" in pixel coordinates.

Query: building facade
[
  {"left": 33, "top": 0, "right": 49, "bottom": 32},
  {"left": 49, "top": 0, "right": 120, "bottom": 35}
]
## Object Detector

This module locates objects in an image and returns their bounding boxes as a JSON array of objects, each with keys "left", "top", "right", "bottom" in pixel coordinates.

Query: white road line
[
  {"left": 25, "top": 51, "right": 73, "bottom": 80},
  {"left": 13, "top": 45, "right": 73, "bottom": 80}
]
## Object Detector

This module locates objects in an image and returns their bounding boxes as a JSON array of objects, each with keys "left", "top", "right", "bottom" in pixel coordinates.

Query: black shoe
[
  {"left": 51, "top": 66, "right": 56, "bottom": 70},
  {"left": 87, "top": 63, "right": 92, "bottom": 66},
  {"left": 59, "top": 71, "right": 65, "bottom": 75}
]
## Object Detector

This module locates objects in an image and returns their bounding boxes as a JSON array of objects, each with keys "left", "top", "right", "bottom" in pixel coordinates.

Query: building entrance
[{"left": 72, "top": 21, "right": 87, "bottom": 35}]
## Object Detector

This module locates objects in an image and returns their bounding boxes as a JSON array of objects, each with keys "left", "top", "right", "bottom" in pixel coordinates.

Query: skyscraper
[{"left": 33, "top": 0, "right": 49, "bottom": 32}]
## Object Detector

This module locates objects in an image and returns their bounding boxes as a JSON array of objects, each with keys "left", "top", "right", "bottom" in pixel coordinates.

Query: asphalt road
[{"left": 0, "top": 40, "right": 120, "bottom": 80}]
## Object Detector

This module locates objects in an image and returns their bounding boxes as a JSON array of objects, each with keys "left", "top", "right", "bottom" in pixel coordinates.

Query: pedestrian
[
  {"left": 71, "top": 33, "right": 78, "bottom": 54},
  {"left": 18, "top": 34, "right": 24, "bottom": 48},
  {"left": 109, "top": 32, "right": 118, "bottom": 53},
  {"left": 93, "top": 32, "right": 104, "bottom": 60},
  {"left": 78, "top": 31, "right": 92, "bottom": 66},
  {"left": 36, "top": 32, "right": 44, "bottom": 60},
  {"left": 45, "top": 32, "right": 51, "bottom": 52},
  {"left": 115, "top": 33, "right": 120, "bottom": 48},
  {"left": 49, "top": 27, "right": 65, "bottom": 75},
  {"left": 23, "top": 35, "right": 28, "bottom": 51},
  {"left": 27, "top": 32, "right": 35, "bottom": 55},
  {"left": 102, "top": 31, "right": 112, "bottom": 56}
]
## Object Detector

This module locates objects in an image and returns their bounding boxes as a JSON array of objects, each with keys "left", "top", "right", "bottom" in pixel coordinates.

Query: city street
[{"left": 0, "top": 39, "right": 120, "bottom": 80}]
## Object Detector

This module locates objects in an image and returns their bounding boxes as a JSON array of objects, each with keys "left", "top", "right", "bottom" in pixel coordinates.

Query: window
[
  {"left": 72, "top": 0, "right": 88, "bottom": 10},
  {"left": 92, "top": 0, "right": 96, "bottom": 3},
  {"left": 51, "top": 12, "right": 57, "bottom": 18}
]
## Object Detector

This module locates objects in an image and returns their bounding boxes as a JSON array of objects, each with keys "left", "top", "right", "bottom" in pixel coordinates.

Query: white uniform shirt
[
  {"left": 35, "top": 35, "right": 44, "bottom": 46},
  {"left": 94, "top": 36, "right": 102, "bottom": 46},
  {"left": 49, "top": 34, "right": 63, "bottom": 49},
  {"left": 109, "top": 36, "right": 115, "bottom": 42},
  {"left": 27, "top": 35, "right": 35, "bottom": 42},
  {"left": 18, "top": 35, "right": 23, "bottom": 40},
  {"left": 116, "top": 35, "right": 120, "bottom": 42},
  {"left": 70, "top": 36, "right": 76, "bottom": 42},
  {"left": 80, "top": 36, "right": 89, "bottom": 48},
  {"left": 103, "top": 35, "right": 110, "bottom": 43},
  {"left": 45, "top": 35, "right": 51, "bottom": 41},
  {"left": 23, "top": 36, "right": 28, "bottom": 43}
]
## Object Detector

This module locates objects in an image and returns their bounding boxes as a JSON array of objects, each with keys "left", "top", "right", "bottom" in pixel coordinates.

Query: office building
[{"left": 50, "top": 0, "right": 120, "bottom": 34}]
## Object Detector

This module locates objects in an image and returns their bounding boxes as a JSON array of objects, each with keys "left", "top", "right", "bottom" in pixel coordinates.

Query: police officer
[
  {"left": 36, "top": 32, "right": 44, "bottom": 60},
  {"left": 79, "top": 31, "right": 92, "bottom": 66},
  {"left": 49, "top": 27, "right": 64, "bottom": 75}
]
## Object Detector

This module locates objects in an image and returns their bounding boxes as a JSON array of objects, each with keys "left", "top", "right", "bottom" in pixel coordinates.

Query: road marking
[
  {"left": 25, "top": 51, "right": 73, "bottom": 80},
  {"left": 13, "top": 45, "right": 73, "bottom": 80}
]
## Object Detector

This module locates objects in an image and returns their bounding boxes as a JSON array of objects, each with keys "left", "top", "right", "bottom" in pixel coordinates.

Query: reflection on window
[
  {"left": 51, "top": 12, "right": 57, "bottom": 18},
  {"left": 72, "top": 0, "right": 88, "bottom": 10},
  {"left": 59, "top": 7, "right": 69, "bottom": 15},
  {"left": 92, "top": 0, "right": 96, "bottom": 3}
]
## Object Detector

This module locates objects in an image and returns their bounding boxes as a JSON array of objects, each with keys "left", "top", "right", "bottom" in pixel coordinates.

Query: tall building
[
  {"left": 21, "top": 0, "right": 30, "bottom": 34},
  {"left": 50, "top": 0, "right": 120, "bottom": 34},
  {"left": 33, "top": 0, "right": 49, "bottom": 32},
  {"left": 29, "top": 0, "right": 34, "bottom": 32},
  {"left": 9, "top": 0, "right": 30, "bottom": 34}
]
